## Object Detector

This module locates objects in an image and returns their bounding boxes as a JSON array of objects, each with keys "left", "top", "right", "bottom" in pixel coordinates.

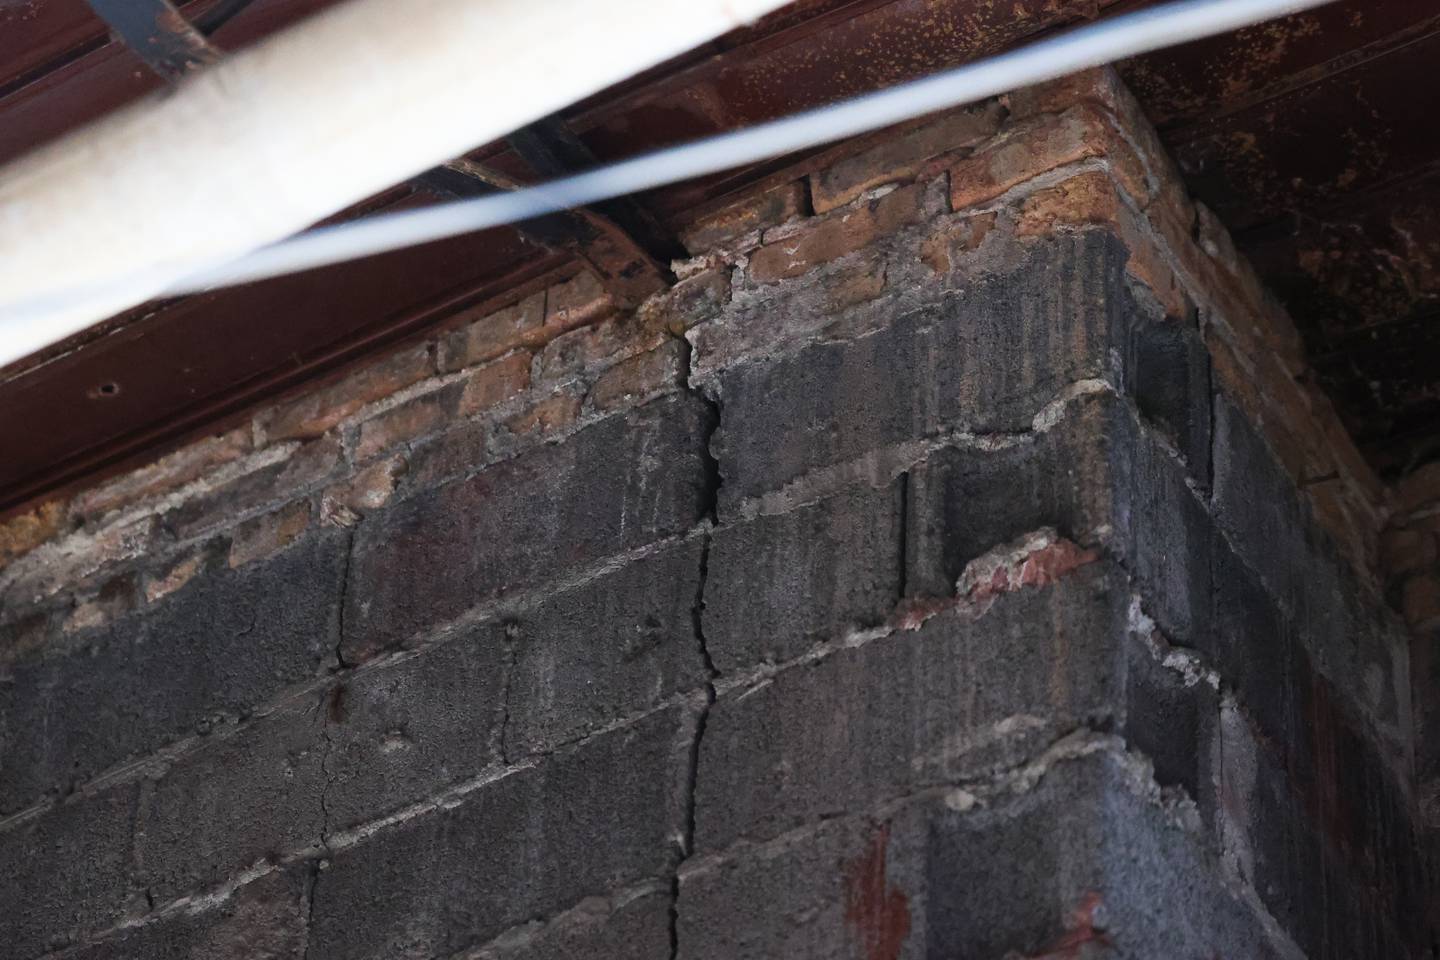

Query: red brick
[
  {"left": 919, "top": 212, "right": 996, "bottom": 275},
  {"left": 679, "top": 181, "right": 808, "bottom": 254},
  {"left": 811, "top": 102, "right": 1004, "bottom": 213},
  {"left": 228, "top": 499, "right": 312, "bottom": 569},
  {"left": 1007, "top": 67, "right": 1172, "bottom": 203},
  {"left": 1112, "top": 203, "right": 1189, "bottom": 320},
  {"left": 0, "top": 499, "right": 64, "bottom": 565},
  {"left": 146, "top": 552, "right": 206, "bottom": 603},
  {"left": 458, "top": 352, "right": 532, "bottom": 416},
  {"left": 170, "top": 434, "right": 342, "bottom": 540},
  {"left": 437, "top": 291, "right": 545, "bottom": 372},
  {"left": 537, "top": 313, "right": 667, "bottom": 384},
  {"left": 325, "top": 456, "right": 408, "bottom": 515},
  {"left": 1015, "top": 170, "right": 1120, "bottom": 236},
  {"left": 72, "top": 426, "right": 253, "bottom": 521},
  {"left": 949, "top": 105, "right": 1146, "bottom": 213},
  {"left": 589, "top": 341, "right": 687, "bottom": 410},
  {"left": 354, "top": 389, "right": 452, "bottom": 461},
  {"left": 258, "top": 343, "right": 433, "bottom": 443},
  {"left": 506, "top": 390, "right": 582, "bottom": 439},
  {"left": 748, "top": 184, "right": 923, "bottom": 283}
]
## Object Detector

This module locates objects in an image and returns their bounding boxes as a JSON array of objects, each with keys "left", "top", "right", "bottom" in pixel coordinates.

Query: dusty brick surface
[
  {"left": 60, "top": 869, "right": 308, "bottom": 960},
  {"left": 257, "top": 343, "right": 433, "bottom": 443},
  {"left": 504, "top": 537, "right": 708, "bottom": 755},
  {"left": 711, "top": 232, "right": 1124, "bottom": 508},
  {"left": 748, "top": 184, "right": 923, "bottom": 283},
  {"left": 589, "top": 340, "right": 686, "bottom": 410},
  {"left": 0, "top": 529, "right": 347, "bottom": 814},
  {"left": 705, "top": 482, "right": 904, "bottom": 672},
  {"left": 438, "top": 291, "right": 547, "bottom": 373},
  {"left": 71, "top": 426, "right": 253, "bottom": 522},
  {"left": 810, "top": 101, "right": 1005, "bottom": 213},
  {"left": 353, "top": 387, "right": 455, "bottom": 461},
  {"left": 679, "top": 181, "right": 807, "bottom": 254},
  {"left": 342, "top": 394, "right": 714, "bottom": 661},
  {"left": 308, "top": 706, "right": 694, "bottom": 960},
  {"left": 0, "top": 783, "right": 139, "bottom": 957},
  {"left": 696, "top": 564, "right": 1125, "bottom": 851}
]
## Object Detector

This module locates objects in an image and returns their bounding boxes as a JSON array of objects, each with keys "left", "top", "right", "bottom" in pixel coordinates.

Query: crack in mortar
[
  {"left": 496, "top": 620, "right": 521, "bottom": 765},
  {"left": 669, "top": 343, "right": 723, "bottom": 960},
  {"left": 333, "top": 528, "right": 356, "bottom": 670}
]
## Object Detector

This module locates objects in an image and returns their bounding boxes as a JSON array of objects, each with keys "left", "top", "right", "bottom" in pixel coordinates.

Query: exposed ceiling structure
[{"left": 0, "top": 0, "right": 1436, "bottom": 517}]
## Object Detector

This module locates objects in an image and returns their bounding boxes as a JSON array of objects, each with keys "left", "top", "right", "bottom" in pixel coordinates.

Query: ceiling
[{"left": 0, "top": 0, "right": 1436, "bottom": 517}]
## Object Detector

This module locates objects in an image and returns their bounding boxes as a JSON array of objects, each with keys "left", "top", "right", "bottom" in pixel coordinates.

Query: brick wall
[{"left": 0, "top": 69, "right": 1433, "bottom": 958}]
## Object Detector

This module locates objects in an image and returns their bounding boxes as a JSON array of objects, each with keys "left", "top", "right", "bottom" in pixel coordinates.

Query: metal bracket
[{"left": 87, "top": 0, "right": 220, "bottom": 80}]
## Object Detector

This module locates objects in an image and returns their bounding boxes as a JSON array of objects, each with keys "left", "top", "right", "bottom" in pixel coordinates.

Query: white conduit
[
  {"left": 0, "top": 0, "right": 797, "bottom": 362},
  {"left": 0, "top": 0, "right": 1337, "bottom": 364}
]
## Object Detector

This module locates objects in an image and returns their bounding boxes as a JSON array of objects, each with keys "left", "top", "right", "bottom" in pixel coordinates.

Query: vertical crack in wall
[
  {"left": 496, "top": 620, "right": 521, "bottom": 765},
  {"left": 301, "top": 857, "right": 321, "bottom": 960},
  {"left": 672, "top": 342, "right": 722, "bottom": 960},
  {"left": 316, "top": 682, "right": 343, "bottom": 858},
  {"left": 334, "top": 528, "right": 357, "bottom": 670}
]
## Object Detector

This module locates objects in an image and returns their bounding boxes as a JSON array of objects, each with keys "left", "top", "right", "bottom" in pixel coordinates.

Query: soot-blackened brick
[
  {"left": 926, "top": 751, "right": 1280, "bottom": 960},
  {"left": 1214, "top": 393, "right": 1406, "bottom": 735},
  {"left": 1108, "top": 398, "right": 1214, "bottom": 648},
  {"left": 704, "top": 481, "right": 904, "bottom": 674},
  {"left": 461, "top": 886, "right": 673, "bottom": 960},
  {"left": 325, "top": 630, "right": 508, "bottom": 833},
  {"left": 308, "top": 705, "right": 694, "bottom": 960},
  {"left": 904, "top": 389, "right": 1212, "bottom": 650},
  {"left": 677, "top": 804, "right": 927, "bottom": 960},
  {"left": 709, "top": 233, "right": 1126, "bottom": 509},
  {"left": 62, "top": 867, "right": 308, "bottom": 960},
  {"left": 695, "top": 564, "right": 1125, "bottom": 851},
  {"left": 342, "top": 394, "right": 714, "bottom": 662},
  {"left": 505, "top": 537, "right": 707, "bottom": 756},
  {"left": 1127, "top": 313, "right": 1212, "bottom": 488},
  {"left": 136, "top": 696, "right": 327, "bottom": 901},
  {"left": 902, "top": 395, "right": 1117, "bottom": 598},
  {"left": 0, "top": 529, "right": 347, "bottom": 814},
  {"left": 1122, "top": 640, "right": 1217, "bottom": 817},
  {"left": 0, "top": 783, "right": 139, "bottom": 958}
]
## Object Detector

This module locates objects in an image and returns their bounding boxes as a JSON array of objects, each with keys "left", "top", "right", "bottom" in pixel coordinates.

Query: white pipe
[
  {"left": 0, "top": 0, "right": 1337, "bottom": 365},
  {"left": 0, "top": 0, "right": 795, "bottom": 365}
]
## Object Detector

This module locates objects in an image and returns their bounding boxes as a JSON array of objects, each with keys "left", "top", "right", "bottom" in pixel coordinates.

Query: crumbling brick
[
  {"left": 810, "top": 102, "right": 1005, "bottom": 213},
  {"left": 679, "top": 181, "right": 807, "bottom": 254},
  {"left": 588, "top": 340, "right": 686, "bottom": 411},
  {"left": 748, "top": 184, "right": 923, "bottom": 283},
  {"left": 458, "top": 351, "right": 532, "bottom": 416},
  {"left": 227, "top": 498, "right": 312, "bottom": 568},
  {"left": 0, "top": 498, "right": 63, "bottom": 565}
]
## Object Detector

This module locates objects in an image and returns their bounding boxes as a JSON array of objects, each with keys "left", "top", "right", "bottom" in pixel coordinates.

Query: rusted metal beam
[
  {"left": 87, "top": 0, "right": 673, "bottom": 312},
  {"left": 419, "top": 157, "right": 671, "bottom": 309},
  {"left": 87, "top": 0, "right": 219, "bottom": 80}
]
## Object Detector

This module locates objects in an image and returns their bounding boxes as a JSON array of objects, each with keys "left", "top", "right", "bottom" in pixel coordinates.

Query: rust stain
[
  {"left": 1024, "top": 891, "right": 1113, "bottom": 959},
  {"left": 843, "top": 824, "right": 912, "bottom": 960}
]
